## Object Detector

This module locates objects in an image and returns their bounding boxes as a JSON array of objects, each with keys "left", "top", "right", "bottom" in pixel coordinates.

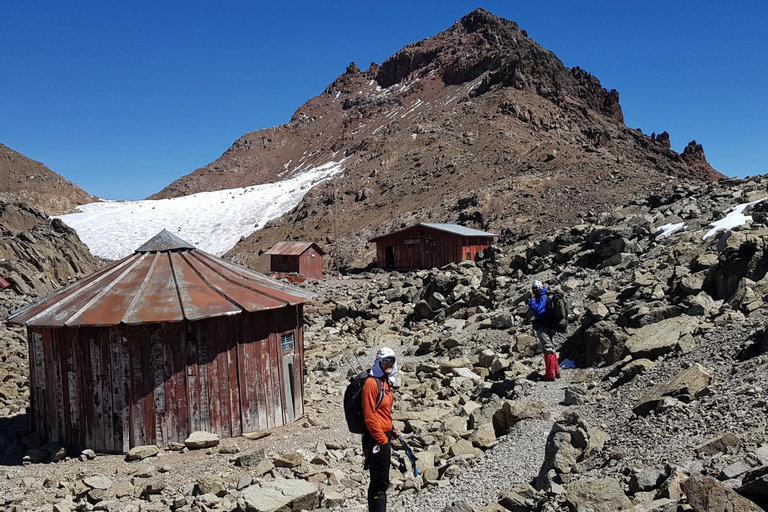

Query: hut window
[
  {"left": 31, "top": 332, "right": 45, "bottom": 388},
  {"left": 280, "top": 333, "right": 295, "bottom": 353},
  {"left": 425, "top": 239, "right": 436, "bottom": 254},
  {"left": 404, "top": 239, "right": 420, "bottom": 245}
]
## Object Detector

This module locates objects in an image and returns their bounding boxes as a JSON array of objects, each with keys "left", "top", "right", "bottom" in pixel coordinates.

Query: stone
[
  {"left": 274, "top": 452, "right": 303, "bottom": 468},
  {"left": 197, "top": 475, "right": 227, "bottom": 497},
  {"left": 721, "top": 461, "right": 751, "bottom": 480},
  {"left": 629, "top": 467, "right": 667, "bottom": 493},
  {"left": 514, "top": 334, "right": 541, "bottom": 357},
  {"left": 624, "top": 316, "right": 698, "bottom": 359},
  {"left": 184, "top": 431, "right": 220, "bottom": 449},
  {"left": 240, "top": 478, "right": 319, "bottom": 512},
  {"left": 80, "top": 449, "right": 96, "bottom": 460},
  {"left": 620, "top": 358, "right": 656, "bottom": 381},
  {"left": 493, "top": 399, "right": 549, "bottom": 436},
  {"left": 564, "top": 477, "right": 632, "bottom": 511},
  {"left": 634, "top": 363, "right": 712, "bottom": 417},
  {"left": 630, "top": 499, "right": 676, "bottom": 511},
  {"left": 694, "top": 433, "right": 741, "bottom": 456},
  {"left": 682, "top": 475, "right": 762, "bottom": 512},
  {"left": 737, "top": 465, "right": 768, "bottom": 508},
  {"left": 83, "top": 476, "right": 113, "bottom": 490},
  {"left": 470, "top": 422, "right": 497, "bottom": 449},
  {"left": 126, "top": 444, "right": 159, "bottom": 461},
  {"left": 452, "top": 367, "right": 482, "bottom": 380},
  {"left": 448, "top": 439, "right": 482, "bottom": 457},
  {"left": 236, "top": 449, "right": 275, "bottom": 476},
  {"left": 136, "top": 476, "right": 165, "bottom": 496},
  {"left": 442, "top": 500, "right": 475, "bottom": 512}
]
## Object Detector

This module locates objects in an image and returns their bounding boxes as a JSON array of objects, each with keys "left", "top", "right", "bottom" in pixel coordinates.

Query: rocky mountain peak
[{"left": 145, "top": 9, "right": 723, "bottom": 272}]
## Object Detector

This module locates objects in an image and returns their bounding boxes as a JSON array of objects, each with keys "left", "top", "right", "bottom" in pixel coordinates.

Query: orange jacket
[{"left": 362, "top": 376, "right": 393, "bottom": 445}]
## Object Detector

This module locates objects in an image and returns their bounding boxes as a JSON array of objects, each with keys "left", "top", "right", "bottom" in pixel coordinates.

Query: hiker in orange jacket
[{"left": 362, "top": 347, "right": 401, "bottom": 512}]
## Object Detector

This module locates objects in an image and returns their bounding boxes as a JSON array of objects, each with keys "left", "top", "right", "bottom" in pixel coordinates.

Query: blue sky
[{"left": 2, "top": 1, "right": 766, "bottom": 200}]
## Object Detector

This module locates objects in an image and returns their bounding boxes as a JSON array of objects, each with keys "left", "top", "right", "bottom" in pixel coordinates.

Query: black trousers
[{"left": 363, "top": 430, "right": 392, "bottom": 512}]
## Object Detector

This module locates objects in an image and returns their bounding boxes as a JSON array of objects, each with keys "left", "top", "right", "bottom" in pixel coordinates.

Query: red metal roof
[
  {"left": 8, "top": 230, "right": 313, "bottom": 328},
  {"left": 264, "top": 241, "right": 326, "bottom": 256},
  {"left": 369, "top": 223, "right": 498, "bottom": 242}
]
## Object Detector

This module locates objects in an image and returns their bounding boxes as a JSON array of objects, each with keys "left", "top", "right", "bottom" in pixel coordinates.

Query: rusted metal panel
[
  {"left": 264, "top": 241, "right": 325, "bottom": 256},
  {"left": 190, "top": 251, "right": 311, "bottom": 308},
  {"left": 170, "top": 253, "right": 241, "bottom": 320},
  {"left": 125, "top": 254, "right": 184, "bottom": 325},
  {"left": 10, "top": 233, "right": 312, "bottom": 328},
  {"left": 185, "top": 328, "right": 201, "bottom": 433}
]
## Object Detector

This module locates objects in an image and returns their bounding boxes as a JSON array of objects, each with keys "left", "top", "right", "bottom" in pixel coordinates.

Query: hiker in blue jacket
[{"left": 527, "top": 280, "right": 561, "bottom": 380}]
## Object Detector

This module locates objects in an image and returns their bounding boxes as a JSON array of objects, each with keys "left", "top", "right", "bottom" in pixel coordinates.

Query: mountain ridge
[{"left": 0, "top": 144, "right": 97, "bottom": 216}]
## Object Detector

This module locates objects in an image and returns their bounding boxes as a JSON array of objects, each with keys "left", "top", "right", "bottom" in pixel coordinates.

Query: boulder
[
  {"left": 682, "top": 475, "right": 763, "bottom": 512},
  {"left": 694, "top": 433, "right": 741, "bottom": 456},
  {"left": 564, "top": 478, "right": 632, "bottom": 511},
  {"left": 492, "top": 399, "right": 549, "bottom": 436},
  {"left": 634, "top": 363, "right": 712, "bottom": 417},
  {"left": 184, "top": 431, "right": 220, "bottom": 449},
  {"left": 240, "top": 479, "right": 319, "bottom": 512},
  {"left": 126, "top": 445, "right": 159, "bottom": 461},
  {"left": 736, "top": 465, "right": 768, "bottom": 509},
  {"left": 624, "top": 316, "right": 698, "bottom": 360}
]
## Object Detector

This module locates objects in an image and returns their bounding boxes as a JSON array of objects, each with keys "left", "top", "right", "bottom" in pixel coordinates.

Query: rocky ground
[{"left": 1, "top": 175, "right": 768, "bottom": 511}]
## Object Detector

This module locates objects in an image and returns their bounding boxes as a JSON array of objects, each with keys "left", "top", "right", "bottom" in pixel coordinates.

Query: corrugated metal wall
[{"left": 27, "top": 306, "right": 304, "bottom": 453}]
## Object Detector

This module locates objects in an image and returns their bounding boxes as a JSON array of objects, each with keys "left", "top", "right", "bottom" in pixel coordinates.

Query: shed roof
[
  {"left": 8, "top": 230, "right": 313, "bottom": 328},
  {"left": 369, "top": 223, "right": 498, "bottom": 242},
  {"left": 264, "top": 241, "right": 326, "bottom": 256}
]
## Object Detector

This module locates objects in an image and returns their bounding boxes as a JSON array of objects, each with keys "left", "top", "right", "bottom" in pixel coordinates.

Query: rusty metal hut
[
  {"left": 8, "top": 229, "right": 313, "bottom": 454},
  {"left": 369, "top": 223, "right": 498, "bottom": 270},
  {"left": 264, "top": 241, "right": 325, "bottom": 282}
]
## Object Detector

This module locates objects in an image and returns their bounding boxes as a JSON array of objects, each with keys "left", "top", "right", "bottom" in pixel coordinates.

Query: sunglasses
[{"left": 380, "top": 357, "right": 396, "bottom": 365}]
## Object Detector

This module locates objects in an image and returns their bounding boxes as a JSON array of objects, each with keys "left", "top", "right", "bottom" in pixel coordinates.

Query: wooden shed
[
  {"left": 264, "top": 242, "right": 325, "bottom": 282},
  {"left": 369, "top": 223, "right": 498, "bottom": 270},
  {"left": 8, "top": 230, "right": 313, "bottom": 454}
]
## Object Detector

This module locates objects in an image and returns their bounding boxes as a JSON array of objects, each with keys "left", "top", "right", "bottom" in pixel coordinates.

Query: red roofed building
[
  {"left": 264, "top": 241, "right": 325, "bottom": 282},
  {"left": 369, "top": 223, "right": 498, "bottom": 270},
  {"left": 8, "top": 230, "right": 312, "bottom": 453}
]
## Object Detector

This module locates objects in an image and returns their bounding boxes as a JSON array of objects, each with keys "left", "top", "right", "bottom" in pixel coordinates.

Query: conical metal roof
[{"left": 8, "top": 230, "right": 313, "bottom": 328}]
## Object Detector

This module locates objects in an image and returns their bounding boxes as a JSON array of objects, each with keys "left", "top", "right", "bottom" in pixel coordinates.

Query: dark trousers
[{"left": 363, "top": 430, "right": 392, "bottom": 512}]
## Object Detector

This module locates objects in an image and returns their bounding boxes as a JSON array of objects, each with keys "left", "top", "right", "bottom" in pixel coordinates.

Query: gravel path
[{"left": 399, "top": 376, "right": 569, "bottom": 512}]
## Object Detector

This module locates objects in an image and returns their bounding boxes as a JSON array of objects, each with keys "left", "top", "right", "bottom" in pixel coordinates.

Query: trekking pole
[{"left": 398, "top": 436, "right": 419, "bottom": 477}]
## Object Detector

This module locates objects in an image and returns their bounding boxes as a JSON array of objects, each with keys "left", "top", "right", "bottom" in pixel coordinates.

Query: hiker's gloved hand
[{"left": 393, "top": 428, "right": 402, "bottom": 437}]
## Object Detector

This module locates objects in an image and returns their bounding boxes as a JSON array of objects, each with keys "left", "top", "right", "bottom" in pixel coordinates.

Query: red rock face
[{"left": 145, "top": 9, "right": 722, "bottom": 271}]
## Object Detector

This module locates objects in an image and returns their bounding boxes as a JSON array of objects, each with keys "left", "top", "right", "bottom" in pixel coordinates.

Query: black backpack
[
  {"left": 344, "top": 371, "right": 384, "bottom": 434},
  {"left": 546, "top": 291, "right": 570, "bottom": 332}
]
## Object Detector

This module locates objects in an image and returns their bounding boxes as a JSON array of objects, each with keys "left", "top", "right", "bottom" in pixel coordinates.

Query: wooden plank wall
[
  {"left": 298, "top": 248, "right": 323, "bottom": 278},
  {"left": 374, "top": 227, "right": 494, "bottom": 270},
  {"left": 28, "top": 307, "right": 305, "bottom": 453}
]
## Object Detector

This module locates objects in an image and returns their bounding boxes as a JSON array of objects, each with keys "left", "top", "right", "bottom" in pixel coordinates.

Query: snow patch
[
  {"left": 656, "top": 222, "right": 685, "bottom": 238},
  {"left": 703, "top": 197, "right": 767, "bottom": 240},
  {"left": 56, "top": 160, "right": 346, "bottom": 260}
]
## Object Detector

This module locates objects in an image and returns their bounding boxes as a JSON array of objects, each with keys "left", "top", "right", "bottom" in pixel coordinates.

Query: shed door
[{"left": 280, "top": 333, "right": 296, "bottom": 422}]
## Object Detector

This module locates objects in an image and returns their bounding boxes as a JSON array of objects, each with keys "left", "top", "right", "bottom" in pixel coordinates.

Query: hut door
[
  {"left": 385, "top": 246, "right": 395, "bottom": 269},
  {"left": 280, "top": 333, "right": 296, "bottom": 421}
]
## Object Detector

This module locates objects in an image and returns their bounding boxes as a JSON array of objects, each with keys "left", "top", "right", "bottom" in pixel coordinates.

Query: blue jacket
[{"left": 528, "top": 286, "right": 552, "bottom": 330}]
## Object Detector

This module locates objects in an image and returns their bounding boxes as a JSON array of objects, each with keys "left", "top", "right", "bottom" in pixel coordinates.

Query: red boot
[{"left": 544, "top": 353, "right": 558, "bottom": 381}]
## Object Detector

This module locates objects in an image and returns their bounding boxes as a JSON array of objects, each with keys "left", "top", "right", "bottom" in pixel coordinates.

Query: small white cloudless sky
[{"left": 2, "top": 1, "right": 766, "bottom": 200}]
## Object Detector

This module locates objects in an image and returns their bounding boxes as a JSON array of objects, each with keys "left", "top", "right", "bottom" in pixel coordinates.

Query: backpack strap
[{"left": 374, "top": 377, "right": 385, "bottom": 410}]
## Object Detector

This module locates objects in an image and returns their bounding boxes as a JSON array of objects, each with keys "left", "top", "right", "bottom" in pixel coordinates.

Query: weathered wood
[
  {"left": 26, "top": 306, "right": 305, "bottom": 453},
  {"left": 373, "top": 225, "right": 495, "bottom": 270}
]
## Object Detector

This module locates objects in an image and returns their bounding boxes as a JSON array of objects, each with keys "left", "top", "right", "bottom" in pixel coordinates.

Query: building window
[
  {"left": 425, "top": 239, "right": 436, "bottom": 254},
  {"left": 404, "top": 239, "right": 421, "bottom": 245},
  {"left": 281, "top": 333, "right": 295, "bottom": 353}
]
